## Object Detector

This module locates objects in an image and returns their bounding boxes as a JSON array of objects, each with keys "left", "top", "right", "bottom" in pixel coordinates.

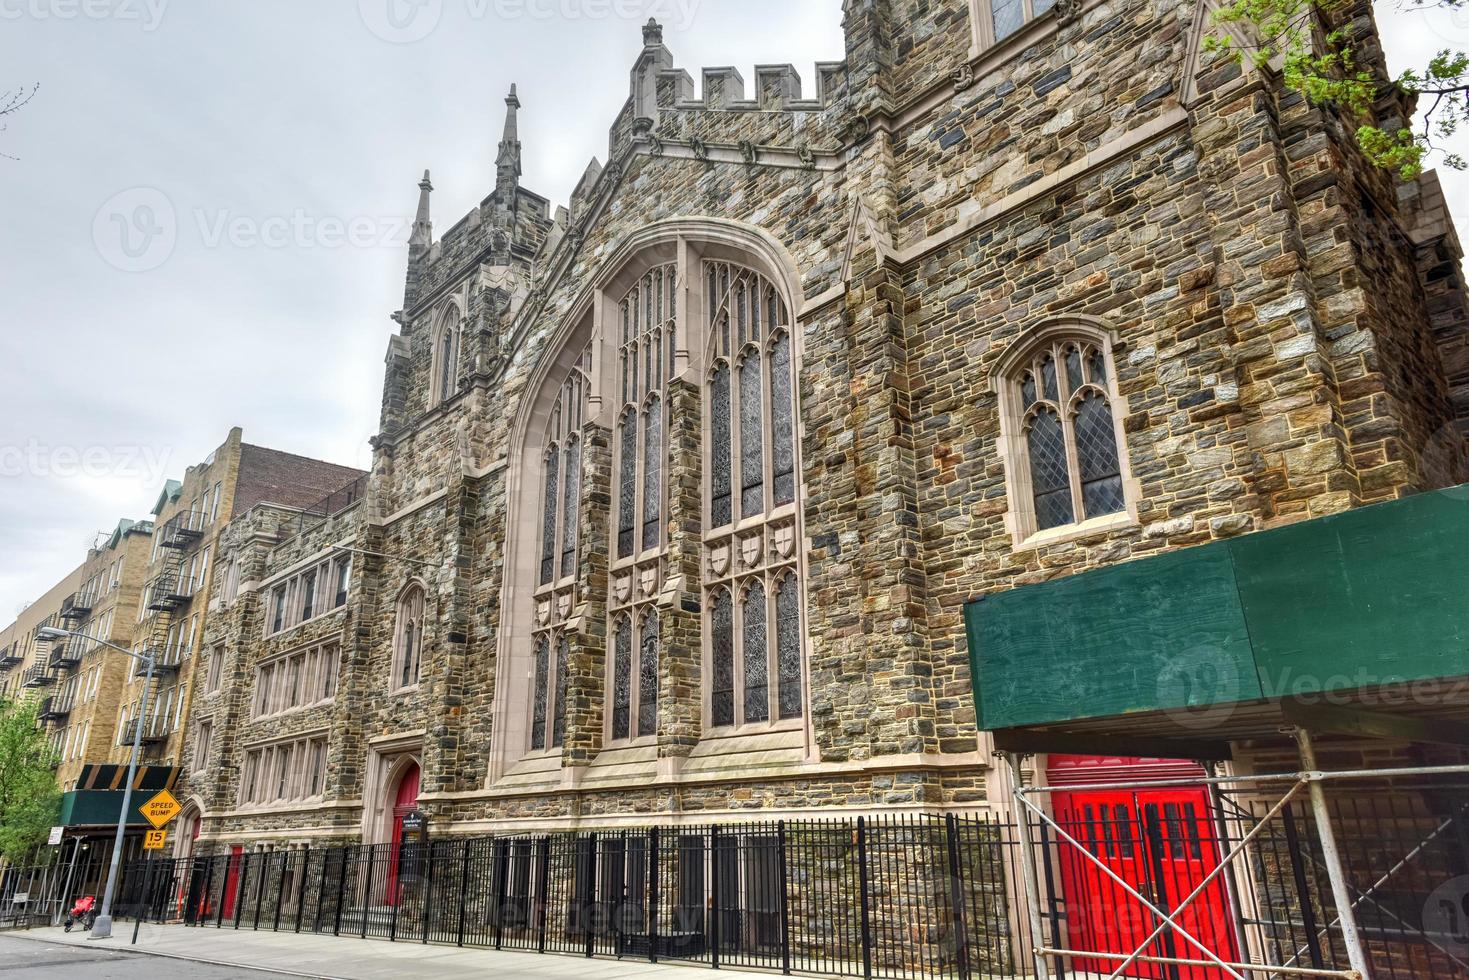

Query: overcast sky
[{"left": 0, "top": 0, "right": 1464, "bottom": 619}]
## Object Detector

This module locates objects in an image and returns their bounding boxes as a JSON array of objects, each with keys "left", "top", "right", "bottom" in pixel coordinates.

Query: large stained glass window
[
  {"left": 703, "top": 261, "right": 805, "bottom": 730},
  {"left": 1015, "top": 338, "right": 1126, "bottom": 533},
  {"left": 607, "top": 265, "right": 676, "bottom": 744},
  {"left": 530, "top": 346, "right": 590, "bottom": 752}
]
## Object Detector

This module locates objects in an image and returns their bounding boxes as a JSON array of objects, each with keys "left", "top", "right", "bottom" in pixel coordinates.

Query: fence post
[
  {"left": 215, "top": 856, "right": 228, "bottom": 929},
  {"left": 333, "top": 848, "right": 350, "bottom": 937},
  {"left": 421, "top": 840, "right": 435, "bottom": 944},
  {"left": 253, "top": 854, "right": 267, "bottom": 930},
  {"left": 362, "top": 847, "right": 376, "bottom": 939},
  {"left": 536, "top": 837, "right": 552, "bottom": 955},
  {"left": 197, "top": 857, "right": 215, "bottom": 928},
  {"left": 389, "top": 848, "right": 401, "bottom": 943},
  {"left": 856, "top": 817, "right": 873, "bottom": 980},
  {"left": 273, "top": 853, "right": 288, "bottom": 932},
  {"left": 777, "top": 821, "right": 792, "bottom": 976},
  {"left": 494, "top": 840, "right": 508, "bottom": 951},
  {"left": 711, "top": 828, "right": 721, "bottom": 971},
  {"left": 1281, "top": 803, "right": 1326, "bottom": 969},
  {"left": 584, "top": 834, "right": 597, "bottom": 960},
  {"left": 234, "top": 854, "right": 251, "bottom": 930},
  {"left": 295, "top": 847, "right": 311, "bottom": 933},
  {"left": 648, "top": 828, "right": 660, "bottom": 965},
  {"left": 945, "top": 814, "right": 972, "bottom": 980},
  {"left": 456, "top": 840, "right": 471, "bottom": 948}
]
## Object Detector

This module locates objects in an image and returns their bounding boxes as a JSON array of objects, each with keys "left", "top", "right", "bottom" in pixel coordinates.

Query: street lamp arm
[{"left": 35, "top": 627, "right": 154, "bottom": 666}]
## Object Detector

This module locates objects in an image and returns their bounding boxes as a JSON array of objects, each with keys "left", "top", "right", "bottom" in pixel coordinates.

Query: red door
[
  {"left": 221, "top": 846, "right": 243, "bottom": 921},
  {"left": 1050, "top": 758, "right": 1239, "bottom": 980},
  {"left": 384, "top": 763, "right": 420, "bottom": 906}
]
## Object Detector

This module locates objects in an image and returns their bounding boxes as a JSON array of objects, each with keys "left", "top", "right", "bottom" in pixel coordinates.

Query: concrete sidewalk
[{"left": 9, "top": 924, "right": 730, "bottom": 979}]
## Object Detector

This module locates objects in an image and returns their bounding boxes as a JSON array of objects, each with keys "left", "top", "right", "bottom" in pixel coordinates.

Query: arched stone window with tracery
[
  {"left": 607, "top": 267, "right": 675, "bottom": 743},
  {"left": 392, "top": 584, "right": 425, "bottom": 692},
  {"left": 702, "top": 261, "right": 802, "bottom": 730},
  {"left": 531, "top": 347, "right": 590, "bottom": 751},
  {"left": 995, "top": 322, "right": 1137, "bottom": 545},
  {"left": 430, "top": 305, "right": 461, "bottom": 408}
]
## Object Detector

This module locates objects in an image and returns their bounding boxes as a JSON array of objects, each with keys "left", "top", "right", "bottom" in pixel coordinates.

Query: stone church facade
[{"left": 179, "top": 0, "right": 1469, "bottom": 851}]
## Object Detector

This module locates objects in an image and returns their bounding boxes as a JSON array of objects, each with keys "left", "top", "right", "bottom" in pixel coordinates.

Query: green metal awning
[{"left": 965, "top": 486, "right": 1469, "bottom": 757}]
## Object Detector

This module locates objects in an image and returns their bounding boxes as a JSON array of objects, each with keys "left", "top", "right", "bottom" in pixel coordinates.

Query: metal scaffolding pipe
[{"left": 1003, "top": 753, "right": 1053, "bottom": 980}]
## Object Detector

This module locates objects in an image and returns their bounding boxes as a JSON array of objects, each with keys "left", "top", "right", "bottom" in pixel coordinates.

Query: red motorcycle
[{"left": 63, "top": 895, "right": 96, "bottom": 933}]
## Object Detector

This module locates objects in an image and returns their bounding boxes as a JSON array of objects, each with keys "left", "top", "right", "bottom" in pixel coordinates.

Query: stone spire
[
  {"left": 496, "top": 84, "right": 522, "bottom": 193},
  {"left": 410, "top": 169, "right": 433, "bottom": 248}
]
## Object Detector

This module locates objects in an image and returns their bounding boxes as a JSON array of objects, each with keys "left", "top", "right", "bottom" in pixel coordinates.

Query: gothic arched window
[
  {"left": 531, "top": 347, "right": 590, "bottom": 751},
  {"left": 997, "top": 326, "right": 1135, "bottom": 543},
  {"left": 392, "top": 585, "right": 425, "bottom": 692},
  {"left": 431, "top": 306, "right": 461, "bottom": 407},
  {"left": 704, "top": 262, "right": 804, "bottom": 730},
  {"left": 607, "top": 266, "right": 675, "bottom": 743}
]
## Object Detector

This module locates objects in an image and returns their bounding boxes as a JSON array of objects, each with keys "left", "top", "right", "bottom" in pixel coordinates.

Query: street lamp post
[{"left": 38, "top": 626, "right": 155, "bottom": 941}]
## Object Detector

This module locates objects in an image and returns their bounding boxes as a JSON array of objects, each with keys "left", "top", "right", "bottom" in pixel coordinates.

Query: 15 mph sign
[{"left": 140, "top": 789, "right": 182, "bottom": 830}]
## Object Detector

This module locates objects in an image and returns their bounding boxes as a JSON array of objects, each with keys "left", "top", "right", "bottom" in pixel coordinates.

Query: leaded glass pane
[
  {"left": 560, "top": 439, "right": 581, "bottom": 580},
  {"left": 711, "top": 363, "right": 733, "bottom": 528},
  {"left": 1040, "top": 354, "right": 1059, "bottom": 403},
  {"left": 551, "top": 637, "right": 568, "bottom": 748},
  {"left": 1021, "top": 372, "right": 1037, "bottom": 409},
  {"left": 531, "top": 638, "right": 548, "bottom": 750},
  {"left": 776, "top": 576, "right": 802, "bottom": 720},
  {"left": 711, "top": 591, "right": 734, "bottom": 727},
  {"left": 540, "top": 447, "right": 559, "bottom": 586},
  {"left": 770, "top": 334, "right": 796, "bottom": 507},
  {"left": 642, "top": 399, "right": 662, "bottom": 552},
  {"left": 1075, "top": 392, "right": 1126, "bottom": 519},
  {"left": 1028, "top": 408, "right": 1074, "bottom": 530},
  {"left": 1087, "top": 347, "right": 1107, "bottom": 384},
  {"left": 440, "top": 330, "right": 456, "bottom": 402},
  {"left": 612, "top": 619, "right": 631, "bottom": 741},
  {"left": 1065, "top": 346, "right": 1084, "bottom": 396},
  {"left": 992, "top": 0, "right": 1024, "bottom": 41},
  {"left": 1033, "top": 0, "right": 1056, "bottom": 16},
  {"left": 740, "top": 357, "right": 765, "bottom": 519},
  {"left": 618, "top": 412, "right": 637, "bottom": 558},
  {"left": 737, "top": 279, "right": 748, "bottom": 347},
  {"left": 743, "top": 583, "right": 769, "bottom": 724},
  {"left": 638, "top": 615, "right": 658, "bottom": 738}
]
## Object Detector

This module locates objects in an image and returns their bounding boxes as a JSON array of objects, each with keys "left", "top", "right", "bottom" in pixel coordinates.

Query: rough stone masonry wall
[{"left": 190, "top": 0, "right": 1468, "bottom": 865}]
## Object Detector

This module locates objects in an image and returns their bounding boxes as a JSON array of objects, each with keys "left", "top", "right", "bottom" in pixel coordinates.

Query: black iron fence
[
  {"left": 120, "top": 815, "right": 1033, "bottom": 980},
  {"left": 105, "top": 786, "right": 1469, "bottom": 980}
]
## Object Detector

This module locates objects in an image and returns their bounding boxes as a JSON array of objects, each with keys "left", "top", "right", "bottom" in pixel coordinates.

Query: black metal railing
[
  {"left": 19, "top": 665, "right": 55, "bottom": 688},
  {"left": 282, "top": 475, "right": 369, "bottom": 546},
  {"left": 36, "top": 693, "right": 72, "bottom": 722},
  {"left": 120, "top": 814, "right": 1032, "bottom": 980},
  {"left": 0, "top": 645, "right": 24, "bottom": 670},
  {"left": 47, "top": 637, "right": 85, "bottom": 670},
  {"left": 145, "top": 570, "right": 195, "bottom": 611},
  {"left": 116, "top": 719, "right": 168, "bottom": 747},
  {"left": 157, "top": 510, "right": 207, "bottom": 550},
  {"left": 60, "top": 589, "right": 96, "bottom": 622}
]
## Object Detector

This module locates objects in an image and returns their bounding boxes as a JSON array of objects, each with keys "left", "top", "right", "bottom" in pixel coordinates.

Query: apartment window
[
  {"left": 252, "top": 643, "right": 338, "bottom": 719},
  {"left": 270, "top": 584, "right": 287, "bottom": 633},
  {"left": 211, "top": 482, "right": 222, "bottom": 523},
  {"left": 206, "top": 644, "right": 227, "bottom": 694},
  {"left": 222, "top": 559, "right": 240, "bottom": 604},
  {"left": 995, "top": 323, "right": 1135, "bottom": 543},
  {"left": 196, "top": 547, "right": 210, "bottom": 591},
  {"left": 195, "top": 720, "right": 213, "bottom": 769},
  {"left": 971, "top": 0, "right": 1058, "bottom": 48},
  {"left": 393, "top": 586, "right": 425, "bottom": 691},
  {"left": 201, "top": 488, "right": 212, "bottom": 525},
  {"left": 240, "top": 735, "right": 329, "bottom": 806},
  {"left": 300, "top": 569, "right": 317, "bottom": 621},
  {"left": 333, "top": 557, "right": 351, "bottom": 608}
]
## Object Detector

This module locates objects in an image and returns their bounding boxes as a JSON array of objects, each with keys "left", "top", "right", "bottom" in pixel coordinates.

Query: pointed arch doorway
[{"left": 385, "top": 761, "right": 421, "bottom": 906}]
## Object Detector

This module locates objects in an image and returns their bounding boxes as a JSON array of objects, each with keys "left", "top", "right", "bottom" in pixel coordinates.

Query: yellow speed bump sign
[
  {"left": 143, "top": 830, "right": 168, "bottom": 851},
  {"left": 140, "top": 789, "right": 182, "bottom": 830}
]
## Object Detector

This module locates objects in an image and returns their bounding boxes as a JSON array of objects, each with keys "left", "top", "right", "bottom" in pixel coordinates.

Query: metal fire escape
[{"left": 130, "top": 508, "right": 204, "bottom": 749}]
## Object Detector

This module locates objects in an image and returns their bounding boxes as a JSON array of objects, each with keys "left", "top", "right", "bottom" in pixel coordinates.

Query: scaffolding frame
[{"left": 1003, "top": 742, "right": 1469, "bottom": 980}]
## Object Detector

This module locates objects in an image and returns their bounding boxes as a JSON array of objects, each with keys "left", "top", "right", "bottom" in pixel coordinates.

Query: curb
[{"left": 0, "top": 930, "right": 348, "bottom": 980}]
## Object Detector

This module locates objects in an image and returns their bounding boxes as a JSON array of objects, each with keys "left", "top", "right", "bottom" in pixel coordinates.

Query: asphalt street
[{"left": 0, "top": 935, "right": 301, "bottom": 978}]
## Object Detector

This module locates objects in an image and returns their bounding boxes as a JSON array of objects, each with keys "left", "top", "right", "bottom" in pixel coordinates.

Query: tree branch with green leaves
[
  {"left": 1208, "top": 0, "right": 1468, "bottom": 177},
  {"left": 0, "top": 695, "right": 61, "bottom": 864}
]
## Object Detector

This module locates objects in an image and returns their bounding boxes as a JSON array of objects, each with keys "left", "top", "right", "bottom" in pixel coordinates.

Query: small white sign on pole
[{"left": 47, "top": 827, "right": 64, "bottom": 847}]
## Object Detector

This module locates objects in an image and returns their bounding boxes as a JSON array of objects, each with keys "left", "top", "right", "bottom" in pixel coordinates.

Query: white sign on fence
[{"left": 47, "top": 827, "right": 63, "bottom": 847}]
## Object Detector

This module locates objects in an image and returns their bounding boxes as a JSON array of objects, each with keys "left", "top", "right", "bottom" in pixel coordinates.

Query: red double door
[
  {"left": 385, "top": 764, "right": 421, "bottom": 905},
  {"left": 1050, "top": 757, "right": 1239, "bottom": 980}
]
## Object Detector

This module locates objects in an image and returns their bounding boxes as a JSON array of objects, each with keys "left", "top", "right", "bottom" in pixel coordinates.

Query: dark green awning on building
[{"left": 965, "top": 486, "right": 1469, "bottom": 754}]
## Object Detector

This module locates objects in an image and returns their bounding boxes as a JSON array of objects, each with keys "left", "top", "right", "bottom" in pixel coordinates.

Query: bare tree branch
[{"left": 0, "top": 83, "right": 40, "bottom": 162}]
